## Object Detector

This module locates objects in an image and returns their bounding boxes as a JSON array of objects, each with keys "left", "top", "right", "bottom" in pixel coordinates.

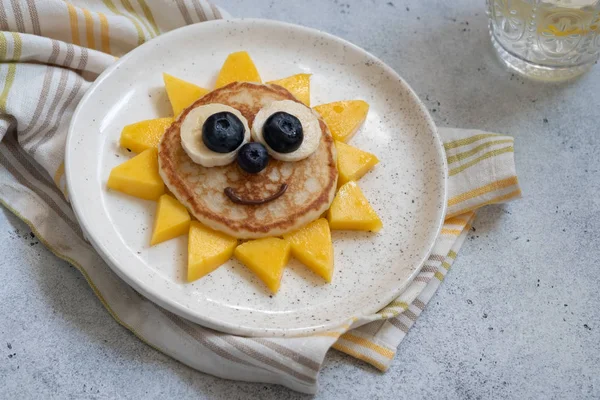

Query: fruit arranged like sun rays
[
  {"left": 120, "top": 117, "right": 174, "bottom": 153},
  {"left": 107, "top": 51, "right": 382, "bottom": 293},
  {"left": 234, "top": 237, "right": 291, "bottom": 293},
  {"left": 163, "top": 73, "right": 209, "bottom": 116},
  {"left": 151, "top": 194, "right": 191, "bottom": 246},
  {"left": 267, "top": 73, "right": 311, "bottom": 106},
  {"left": 107, "top": 147, "right": 165, "bottom": 200},
  {"left": 283, "top": 218, "right": 334, "bottom": 282},
  {"left": 335, "top": 140, "right": 380, "bottom": 187},
  {"left": 313, "top": 100, "right": 369, "bottom": 142},
  {"left": 188, "top": 222, "right": 238, "bottom": 282},
  {"left": 328, "top": 181, "right": 383, "bottom": 232},
  {"left": 215, "top": 51, "right": 262, "bottom": 88}
]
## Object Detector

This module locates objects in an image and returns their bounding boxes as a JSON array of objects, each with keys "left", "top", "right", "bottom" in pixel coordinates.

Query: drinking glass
[{"left": 487, "top": 0, "right": 600, "bottom": 81}]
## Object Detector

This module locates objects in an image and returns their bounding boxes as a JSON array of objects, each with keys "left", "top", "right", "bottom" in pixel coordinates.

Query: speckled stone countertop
[{"left": 1, "top": 0, "right": 599, "bottom": 398}]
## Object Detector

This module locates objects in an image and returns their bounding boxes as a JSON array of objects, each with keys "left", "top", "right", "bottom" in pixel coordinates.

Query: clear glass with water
[{"left": 487, "top": 0, "right": 600, "bottom": 81}]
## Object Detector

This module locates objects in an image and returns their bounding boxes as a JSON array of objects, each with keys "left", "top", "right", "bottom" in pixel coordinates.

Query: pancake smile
[{"left": 224, "top": 183, "right": 288, "bottom": 205}]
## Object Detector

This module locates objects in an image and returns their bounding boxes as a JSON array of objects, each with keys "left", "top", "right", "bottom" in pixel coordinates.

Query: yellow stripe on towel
[
  {"left": 121, "top": 0, "right": 154, "bottom": 38},
  {"left": 339, "top": 333, "right": 395, "bottom": 359},
  {"left": 138, "top": 0, "right": 160, "bottom": 36},
  {"left": 448, "top": 189, "right": 522, "bottom": 219},
  {"left": 332, "top": 342, "right": 389, "bottom": 371},
  {"left": 0, "top": 33, "right": 22, "bottom": 111},
  {"left": 449, "top": 146, "right": 514, "bottom": 176},
  {"left": 82, "top": 8, "right": 96, "bottom": 50},
  {"left": 98, "top": 12, "right": 111, "bottom": 54},
  {"left": 66, "top": 3, "right": 81, "bottom": 46},
  {"left": 444, "top": 133, "right": 500, "bottom": 150},
  {"left": 448, "top": 176, "right": 519, "bottom": 207},
  {"left": 444, "top": 217, "right": 469, "bottom": 227},
  {"left": 441, "top": 228, "right": 462, "bottom": 236},
  {"left": 102, "top": 0, "right": 145, "bottom": 45},
  {"left": 447, "top": 139, "right": 514, "bottom": 165}
]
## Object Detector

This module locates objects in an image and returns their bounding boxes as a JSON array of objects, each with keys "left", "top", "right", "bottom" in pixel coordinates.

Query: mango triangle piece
[
  {"left": 150, "top": 194, "right": 191, "bottom": 246},
  {"left": 234, "top": 237, "right": 290, "bottom": 293},
  {"left": 313, "top": 100, "right": 369, "bottom": 142},
  {"left": 163, "top": 73, "right": 209, "bottom": 116},
  {"left": 267, "top": 73, "right": 311, "bottom": 106},
  {"left": 283, "top": 219, "right": 334, "bottom": 282},
  {"left": 215, "top": 51, "right": 261, "bottom": 88},
  {"left": 187, "top": 221, "right": 238, "bottom": 282},
  {"left": 335, "top": 140, "right": 379, "bottom": 187},
  {"left": 120, "top": 117, "right": 173, "bottom": 153},
  {"left": 327, "top": 181, "right": 382, "bottom": 232},
  {"left": 107, "top": 148, "right": 165, "bottom": 200}
]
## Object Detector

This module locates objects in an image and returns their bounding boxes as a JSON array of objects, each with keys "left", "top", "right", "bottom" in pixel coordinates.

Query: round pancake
[{"left": 158, "top": 82, "right": 338, "bottom": 239}]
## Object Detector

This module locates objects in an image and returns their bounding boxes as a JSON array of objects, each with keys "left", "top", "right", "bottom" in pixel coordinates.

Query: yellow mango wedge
[
  {"left": 107, "top": 148, "right": 164, "bottom": 200},
  {"left": 120, "top": 117, "right": 173, "bottom": 153},
  {"left": 234, "top": 237, "right": 290, "bottom": 293},
  {"left": 313, "top": 100, "right": 369, "bottom": 142},
  {"left": 328, "top": 181, "right": 382, "bottom": 232},
  {"left": 163, "top": 73, "right": 209, "bottom": 116},
  {"left": 283, "top": 219, "right": 334, "bottom": 282},
  {"left": 187, "top": 221, "right": 238, "bottom": 282},
  {"left": 335, "top": 140, "right": 379, "bottom": 187},
  {"left": 215, "top": 51, "right": 261, "bottom": 88},
  {"left": 267, "top": 73, "right": 311, "bottom": 106},
  {"left": 150, "top": 194, "right": 191, "bottom": 246}
]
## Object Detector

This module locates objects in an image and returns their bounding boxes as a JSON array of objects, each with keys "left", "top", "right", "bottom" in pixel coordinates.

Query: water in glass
[{"left": 487, "top": 0, "right": 600, "bottom": 81}]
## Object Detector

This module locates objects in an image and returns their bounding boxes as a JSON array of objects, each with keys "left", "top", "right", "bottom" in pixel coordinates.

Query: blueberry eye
[
  {"left": 202, "top": 111, "right": 245, "bottom": 153},
  {"left": 251, "top": 100, "right": 322, "bottom": 162},
  {"left": 180, "top": 104, "right": 250, "bottom": 168},
  {"left": 263, "top": 112, "right": 304, "bottom": 153}
]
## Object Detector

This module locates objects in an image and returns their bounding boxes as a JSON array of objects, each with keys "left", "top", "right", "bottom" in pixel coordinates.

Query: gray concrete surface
[{"left": 2, "top": 0, "right": 599, "bottom": 398}]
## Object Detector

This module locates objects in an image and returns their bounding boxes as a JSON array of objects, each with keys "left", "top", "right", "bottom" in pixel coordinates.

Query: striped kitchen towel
[{"left": 0, "top": 1, "right": 521, "bottom": 394}]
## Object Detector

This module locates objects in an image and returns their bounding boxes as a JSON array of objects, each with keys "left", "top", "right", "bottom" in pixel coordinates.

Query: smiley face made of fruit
[{"left": 107, "top": 51, "right": 381, "bottom": 294}]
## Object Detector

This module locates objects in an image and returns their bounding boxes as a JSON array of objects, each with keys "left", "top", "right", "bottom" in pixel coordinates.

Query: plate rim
[{"left": 65, "top": 18, "right": 448, "bottom": 337}]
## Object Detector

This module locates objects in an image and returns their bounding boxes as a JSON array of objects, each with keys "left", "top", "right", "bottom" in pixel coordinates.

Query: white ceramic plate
[{"left": 66, "top": 19, "right": 446, "bottom": 337}]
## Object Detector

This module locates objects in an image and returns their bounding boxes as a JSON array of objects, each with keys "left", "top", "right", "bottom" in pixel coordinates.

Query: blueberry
[
  {"left": 263, "top": 112, "right": 303, "bottom": 153},
  {"left": 237, "top": 142, "right": 269, "bottom": 173},
  {"left": 202, "top": 112, "right": 245, "bottom": 153}
]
